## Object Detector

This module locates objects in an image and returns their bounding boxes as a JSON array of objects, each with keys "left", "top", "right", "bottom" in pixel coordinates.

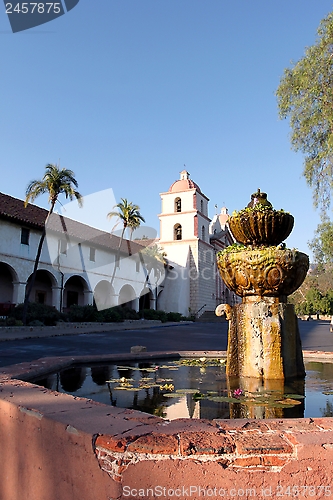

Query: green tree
[
  {"left": 290, "top": 271, "right": 333, "bottom": 316},
  {"left": 276, "top": 12, "right": 333, "bottom": 210},
  {"left": 309, "top": 216, "right": 333, "bottom": 267},
  {"left": 23, "top": 164, "right": 82, "bottom": 324},
  {"left": 107, "top": 198, "right": 145, "bottom": 290}
]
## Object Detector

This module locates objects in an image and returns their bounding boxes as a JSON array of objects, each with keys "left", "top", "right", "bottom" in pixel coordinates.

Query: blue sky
[{"left": 1, "top": 1, "right": 333, "bottom": 257}]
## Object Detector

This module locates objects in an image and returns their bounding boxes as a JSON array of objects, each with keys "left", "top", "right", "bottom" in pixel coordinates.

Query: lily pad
[
  {"left": 284, "top": 394, "right": 305, "bottom": 399},
  {"left": 162, "top": 393, "right": 182, "bottom": 398},
  {"left": 208, "top": 396, "right": 243, "bottom": 403},
  {"left": 113, "top": 386, "right": 141, "bottom": 391},
  {"left": 176, "top": 388, "right": 200, "bottom": 394},
  {"left": 274, "top": 398, "right": 302, "bottom": 406}
]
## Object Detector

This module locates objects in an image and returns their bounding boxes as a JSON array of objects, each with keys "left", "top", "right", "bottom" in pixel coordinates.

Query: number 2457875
[{"left": 5, "top": 3, "right": 62, "bottom": 14}]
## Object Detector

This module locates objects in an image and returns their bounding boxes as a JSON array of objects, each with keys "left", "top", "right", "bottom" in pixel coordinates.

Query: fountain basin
[
  {"left": 1, "top": 351, "right": 333, "bottom": 500},
  {"left": 228, "top": 209, "right": 294, "bottom": 246},
  {"left": 217, "top": 247, "right": 309, "bottom": 297},
  {"left": 29, "top": 356, "right": 333, "bottom": 421}
]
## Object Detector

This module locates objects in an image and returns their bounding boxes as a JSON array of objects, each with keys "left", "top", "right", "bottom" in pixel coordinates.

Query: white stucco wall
[
  {"left": 157, "top": 245, "right": 191, "bottom": 316},
  {"left": 0, "top": 218, "right": 161, "bottom": 312}
]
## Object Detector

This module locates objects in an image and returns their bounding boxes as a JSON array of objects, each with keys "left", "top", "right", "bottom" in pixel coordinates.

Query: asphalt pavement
[{"left": 0, "top": 319, "right": 332, "bottom": 369}]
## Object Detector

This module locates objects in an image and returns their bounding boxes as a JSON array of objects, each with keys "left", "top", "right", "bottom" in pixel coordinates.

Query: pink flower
[{"left": 233, "top": 388, "right": 243, "bottom": 398}]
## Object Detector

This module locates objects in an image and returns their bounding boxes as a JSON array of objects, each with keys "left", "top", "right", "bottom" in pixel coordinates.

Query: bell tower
[
  {"left": 158, "top": 171, "right": 214, "bottom": 317},
  {"left": 159, "top": 170, "right": 210, "bottom": 244}
]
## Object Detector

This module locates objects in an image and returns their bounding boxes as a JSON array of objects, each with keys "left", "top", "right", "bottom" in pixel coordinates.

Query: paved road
[
  {"left": 0, "top": 320, "right": 332, "bottom": 369},
  {"left": 0, "top": 322, "right": 228, "bottom": 368}
]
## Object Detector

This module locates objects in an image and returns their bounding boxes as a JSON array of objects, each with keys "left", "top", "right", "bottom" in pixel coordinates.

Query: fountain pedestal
[
  {"left": 227, "top": 298, "right": 305, "bottom": 379},
  {"left": 217, "top": 190, "right": 309, "bottom": 380}
]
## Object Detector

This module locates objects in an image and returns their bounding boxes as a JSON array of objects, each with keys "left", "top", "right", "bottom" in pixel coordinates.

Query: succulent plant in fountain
[{"left": 228, "top": 189, "right": 294, "bottom": 247}]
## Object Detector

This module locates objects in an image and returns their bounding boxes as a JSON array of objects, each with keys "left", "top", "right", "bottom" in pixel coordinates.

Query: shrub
[
  {"left": 65, "top": 304, "right": 99, "bottom": 322},
  {"left": 120, "top": 306, "right": 140, "bottom": 320},
  {"left": 12, "top": 303, "right": 63, "bottom": 326},
  {"left": 97, "top": 307, "right": 123, "bottom": 323},
  {"left": 166, "top": 312, "right": 183, "bottom": 322},
  {"left": 139, "top": 309, "right": 168, "bottom": 322},
  {"left": 6, "top": 316, "right": 18, "bottom": 326}
]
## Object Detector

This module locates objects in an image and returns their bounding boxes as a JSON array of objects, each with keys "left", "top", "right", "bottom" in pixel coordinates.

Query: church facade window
[
  {"left": 202, "top": 225, "right": 205, "bottom": 242},
  {"left": 200, "top": 199, "right": 204, "bottom": 213},
  {"left": 174, "top": 224, "right": 182, "bottom": 240},
  {"left": 175, "top": 197, "right": 181, "bottom": 212}
]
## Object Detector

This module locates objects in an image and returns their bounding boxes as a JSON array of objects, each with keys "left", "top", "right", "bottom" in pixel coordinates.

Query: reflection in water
[
  {"left": 321, "top": 400, "right": 333, "bottom": 417},
  {"left": 227, "top": 377, "right": 305, "bottom": 419},
  {"left": 60, "top": 367, "right": 87, "bottom": 392},
  {"left": 30, "top": 359, "right": 333, "bottom": 420},
  {"left": 91, "top": 366, "right": 110, "bottom": 386}
]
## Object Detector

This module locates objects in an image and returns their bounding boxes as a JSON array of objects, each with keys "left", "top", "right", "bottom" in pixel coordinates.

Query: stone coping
[{"left": 0, "top": 350, "right": 227, "bottom": 380}]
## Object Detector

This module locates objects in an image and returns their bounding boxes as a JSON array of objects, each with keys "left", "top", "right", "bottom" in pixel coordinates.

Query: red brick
[
  {"left": 116, "top": 465, "right": 130, "bottom": 474},
  {"left": 232, "top": 455, "right": 288, "bottom": 468},
  {"left": 235, "top": 432, "right": 293, "bottom": 455},
  {"left": 95, "top": 434, "right": 127, "bottom": 452},
  {"left": 262, "top": 456, "right": 289, "bottom": 467},
  {"left": 216, "top": 419, "right": 269, "bottom": 432},
  {"left": 126, "top": 434, "right": 179, "bottom": 454},
  {"left": 266, "top": 419, "right": 318, "bottom": 432},
  {"left": 179, "top": 431, "right": 235, "bottom": 455},
  {"left": 232, "top": 456, "right": 262, "bottom": 467}
]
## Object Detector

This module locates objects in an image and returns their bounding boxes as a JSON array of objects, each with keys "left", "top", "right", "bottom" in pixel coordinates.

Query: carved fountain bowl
[
  {"left": 228, "top": 210, "right": 294, "bottom": 246},
  {"left": 217, "top": 247, "right": 309, "bottom": 298}
]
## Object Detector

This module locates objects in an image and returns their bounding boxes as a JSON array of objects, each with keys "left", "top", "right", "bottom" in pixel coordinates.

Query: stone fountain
[{"left": 216, "top": 189, "right": 309, "bottom": 381}]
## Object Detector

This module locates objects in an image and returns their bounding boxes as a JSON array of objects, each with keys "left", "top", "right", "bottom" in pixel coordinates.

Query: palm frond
[{"left": 25, "top": 163, "right": 82, "bottom": 209}]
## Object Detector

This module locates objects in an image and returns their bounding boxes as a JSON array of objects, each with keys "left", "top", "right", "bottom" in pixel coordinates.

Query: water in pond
[{"left": 31, "top": 358, "right": 333, "bottom": 420}]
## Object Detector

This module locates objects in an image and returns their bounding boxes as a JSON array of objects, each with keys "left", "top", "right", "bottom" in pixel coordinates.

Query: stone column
[
  {"left": 12, "top": 282, "right": 26, "bottom": 305},
  {"left": 132, "top": 297, "right": 139, "bottom": 312},
  {"left": 51, "top": 286, "right": 62, "bottom": 311},
  {"left": 83, "top": 290, "right": 94, "bottom": 306}
]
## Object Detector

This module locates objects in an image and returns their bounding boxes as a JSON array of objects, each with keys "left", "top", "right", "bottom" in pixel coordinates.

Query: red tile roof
[{"left": 0, "top": 192, "right": 146, "bottom": 256}]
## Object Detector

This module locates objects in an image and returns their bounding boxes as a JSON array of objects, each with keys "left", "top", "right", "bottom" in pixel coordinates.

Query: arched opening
[
  {"left": 174, "top": 224, "right": 182, "bottom": 241},
  {"left": 93, "top": 280, "right": 116, "bottom": 310},
  {"left": 118, "top": 284, "right": 136, "bottom": 309},
  {"left": 64, "top": 275, "right": 89, "bottom": 309},
  {"left": 0, "top": 262, "right": 18, "bottom": 315},
  {"left": 202, "top": 225, "right": 205, "bottom": 242},
  {"left": 26, "top": 269, "right": 56, "bottom": 307},
  {"left": 175, "top": 197, "right": 182, "bottom": 213},
  {"left": 200, "top": 199, "right": 204, "bottom": 213}
]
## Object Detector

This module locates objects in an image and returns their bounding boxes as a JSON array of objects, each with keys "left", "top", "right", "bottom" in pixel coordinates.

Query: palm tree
[
  {"left": 139, "top": 244, "right": 167, "bottom": 310},
  {"left": 23, "top": 164, "right": 82, "bottom": 324},
  {"left": 107, "top": 198, "right": 145, "bottom": 292},
  {"left": 140, "top": 244, "right": 167, "bottom": 282}
]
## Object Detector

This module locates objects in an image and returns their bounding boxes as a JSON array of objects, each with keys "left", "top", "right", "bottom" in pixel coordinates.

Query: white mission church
[{"left": 0, "top": 170, "right": 237, "bottom": 318}]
